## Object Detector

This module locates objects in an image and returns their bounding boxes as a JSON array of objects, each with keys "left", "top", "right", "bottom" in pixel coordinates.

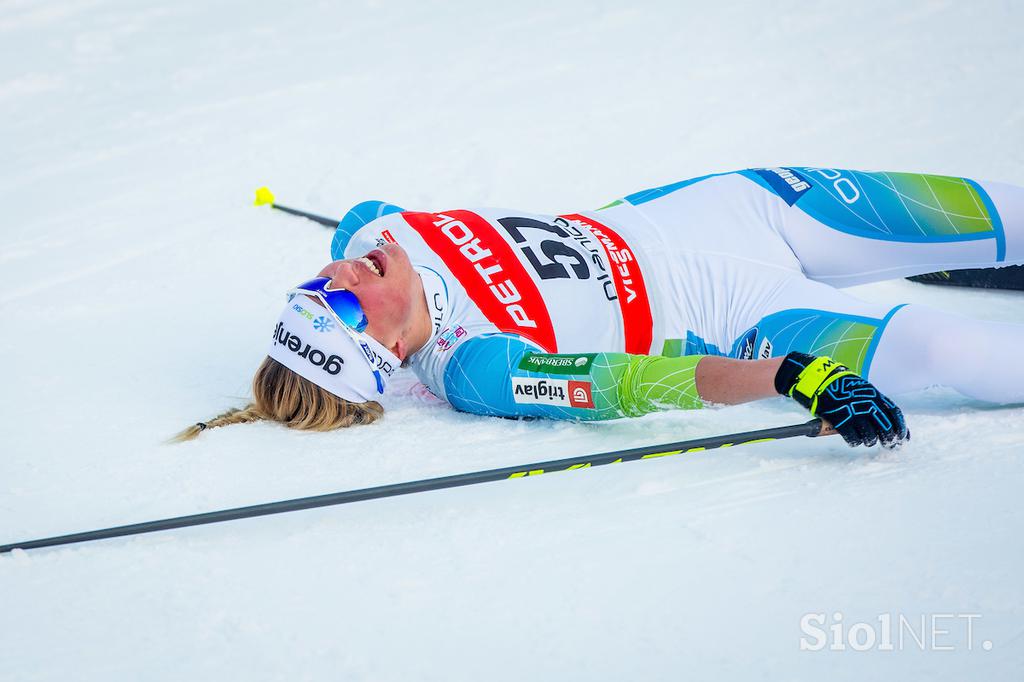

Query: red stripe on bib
[
  {"left": 561, "top": 213, "right": 653, "bottom": 354},
  {"left": 403, "top": 210, "right": 558, "bottom": 352}
]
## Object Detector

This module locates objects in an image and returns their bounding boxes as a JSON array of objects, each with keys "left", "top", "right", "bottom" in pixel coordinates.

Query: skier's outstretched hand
[{"left": 774, "top": 352, "right": 909, "bottom": 448}]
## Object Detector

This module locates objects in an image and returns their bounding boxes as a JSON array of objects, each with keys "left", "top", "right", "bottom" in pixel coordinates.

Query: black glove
[{"left": 775, "top": 352, "right": 909, "bottom": 448}]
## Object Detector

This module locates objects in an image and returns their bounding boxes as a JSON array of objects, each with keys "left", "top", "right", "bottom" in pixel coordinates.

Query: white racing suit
[{"left": 331, "top": 168, "right": 1024, "bottom": 420}]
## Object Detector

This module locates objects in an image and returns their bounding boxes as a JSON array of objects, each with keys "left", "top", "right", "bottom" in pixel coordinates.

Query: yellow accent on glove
[{"left": 789, "top": 356, "right": 857, "bottom": 415}]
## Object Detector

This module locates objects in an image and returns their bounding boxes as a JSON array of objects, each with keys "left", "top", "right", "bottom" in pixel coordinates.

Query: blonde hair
[{"left": 171, "top": 357, "right": 384, "bottom": 442}]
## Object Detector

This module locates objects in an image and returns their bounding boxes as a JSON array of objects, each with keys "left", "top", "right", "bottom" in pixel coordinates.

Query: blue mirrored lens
[{"left": 291, "top": 277, "right": 368, "bottom": 332}]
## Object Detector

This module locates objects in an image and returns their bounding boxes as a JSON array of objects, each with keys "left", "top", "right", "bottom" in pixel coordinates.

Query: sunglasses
[{"left": 288, "top": 277, "right": 368, "bottom": 333}]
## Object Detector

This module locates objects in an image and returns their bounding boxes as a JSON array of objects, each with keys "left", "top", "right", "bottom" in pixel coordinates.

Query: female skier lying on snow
[{"left": 177, "top": 167, "right": 1024, "bottom": 448}]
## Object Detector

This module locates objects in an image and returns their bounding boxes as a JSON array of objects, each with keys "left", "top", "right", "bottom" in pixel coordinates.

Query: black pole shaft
[
  {"left": 270, "top": 203, "right": 341, "bottom": 228},
  {"left": 1, "top": 419, "right": 822, "bottom": 554}
]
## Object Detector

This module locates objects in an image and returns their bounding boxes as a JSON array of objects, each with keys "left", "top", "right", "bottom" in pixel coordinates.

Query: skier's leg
[
  {"left": 762, "top": 168, "right": 1024, "bottom": 287},
  {"left": 728, "top": 274, "right": 1024, "bottom": 403},
  {"left": 868, "top": 305, "right": 1024, "bottom": 402},
  {"left": 603, "top": 168, "right": 1023, "bottom": 285}
]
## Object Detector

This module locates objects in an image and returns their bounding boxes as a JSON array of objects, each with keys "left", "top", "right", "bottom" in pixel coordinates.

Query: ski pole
[
  {"left": 1, "top": 419, "right": 826, "bottom": 554},
  {"left": 254, "top": 187, "right": 340, "bottom": 228}
]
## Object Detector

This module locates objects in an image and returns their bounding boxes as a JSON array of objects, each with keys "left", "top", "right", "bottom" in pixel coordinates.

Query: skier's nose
[{"left": 318, "top": 260, "right": 360, "bottom": 289}]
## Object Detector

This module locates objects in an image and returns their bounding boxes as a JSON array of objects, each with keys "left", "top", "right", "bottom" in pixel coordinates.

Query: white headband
[{"left": 267, "top": 297, "right": 400, "bottom": 403}]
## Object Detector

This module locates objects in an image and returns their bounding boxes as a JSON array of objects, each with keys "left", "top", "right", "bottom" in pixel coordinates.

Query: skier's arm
[
  {"left": 618, "top": 351, "right": 908, "bottom": 447},
  {"left": 442, "top": 336, "right": 782, "bottom": 420},
  {"left": 443, "top": 337, "right": 909, "bottom": 447},
  {"left": 694, "top": 355, "right": 784, "bottom": 404}
]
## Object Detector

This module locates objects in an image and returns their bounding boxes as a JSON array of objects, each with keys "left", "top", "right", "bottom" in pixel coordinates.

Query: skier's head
[
  {"left": 170, "top": 357, "right": 386, "bottom": 443},
  {"left": 172, "top": 244, "right": 431, "bottom": 441}
]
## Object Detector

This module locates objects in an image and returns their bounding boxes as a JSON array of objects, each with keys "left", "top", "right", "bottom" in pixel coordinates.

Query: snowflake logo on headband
[{"left": 313, "top": 316, "right": 335, "bottom": 332}]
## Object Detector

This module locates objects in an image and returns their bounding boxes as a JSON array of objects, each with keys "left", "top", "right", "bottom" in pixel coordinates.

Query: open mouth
[{"left": 357, "top": 250, "right": 386, "bottom": 277}]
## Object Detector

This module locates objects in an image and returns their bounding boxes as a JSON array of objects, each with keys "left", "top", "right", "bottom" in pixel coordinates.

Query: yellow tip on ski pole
[{"left": 254, "top": 186, "right": 276, "bottom": 207}]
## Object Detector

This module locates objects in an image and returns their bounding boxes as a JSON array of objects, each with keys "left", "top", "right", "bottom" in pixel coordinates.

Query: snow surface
[{"left": 2, "top": 1, "right": 1023, "bottom": 679}]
